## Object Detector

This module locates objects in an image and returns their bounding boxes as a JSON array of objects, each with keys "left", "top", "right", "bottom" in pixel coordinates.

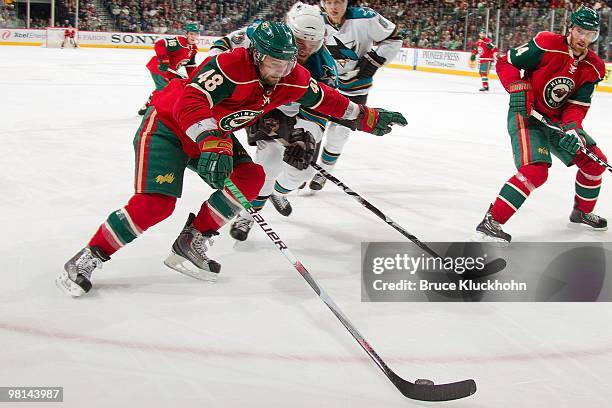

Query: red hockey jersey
[
  {"left": 151, "top": 47, "right": 350, "bottom": 158},
  {"left": 497, "top": 31, "right": 606, "bottom": 127},
  {"left": 146, "top": 36, "right": 198, "bottom": 78},
  {"left": 471, "top": 37, "right": 498, "bottom": 62}
]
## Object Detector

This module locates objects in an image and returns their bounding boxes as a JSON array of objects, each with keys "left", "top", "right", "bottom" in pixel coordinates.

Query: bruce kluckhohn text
[{"left": 371, "top": 279, "right": 527, "bottom": 292}]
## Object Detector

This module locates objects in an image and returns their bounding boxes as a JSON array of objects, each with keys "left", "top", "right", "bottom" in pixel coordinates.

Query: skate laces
[
  {"left": 583, "top": 212, "right": 600, "bottom": 223},
  {"left": 192, "top": 231, "right": 217, "bottom": 260},
  {"left": 234, "top": 216, "right": 254, "bottom": 232},
  {"left": 270, "top": 194, "right": 289, "bottom": 209},
  {"left": 76, "top": 250, "right": 102, "bottom": 279}
]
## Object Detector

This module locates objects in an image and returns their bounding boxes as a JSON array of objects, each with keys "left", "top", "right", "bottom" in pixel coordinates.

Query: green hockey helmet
[
  {"left": 250, "top": 21, "right": 298, "bottom": 61},
  {"left": 569, "top": 6, "right": 599, "bottom": 43},
  {"left": 570, "top": 6, "right": 600, "bottom": 31},
  {"left": 183, "top": 23, "right": 199, "bottom": 33}
]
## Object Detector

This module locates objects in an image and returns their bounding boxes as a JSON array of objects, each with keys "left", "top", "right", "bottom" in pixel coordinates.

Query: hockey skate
[
  {"left": 309, "top": 172, "right": 327, "bottom": 191},
  {"left": 270, "top": 193, "right": 292, "bottom": 216},
  {"left": 569, "top": 208, "right": 608, "bottom": 231},
  {"left": 164, "top": 213, "right": 221, "bottom": 281},
  {"left": 56, "top": 246, "right": 109, "bottom": 297},
  {"left": 479, "top": 86, "right": 489, "bottom": 92},
  {"left": 474, "top": 206, "right": 511, "bottom": 246},
  {"left": 229, "top": 214, "right": 254, "bottom": 241}
]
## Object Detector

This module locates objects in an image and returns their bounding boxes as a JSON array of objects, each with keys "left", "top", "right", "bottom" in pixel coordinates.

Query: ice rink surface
[{"left": 1, "top": 47, "right": 611, "bottom": 407}]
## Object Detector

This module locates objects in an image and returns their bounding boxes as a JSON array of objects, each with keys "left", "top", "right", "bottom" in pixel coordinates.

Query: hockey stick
[
  {"left": 309, "top": 163, "right": 444, "bottom": 259},
  {"left": 167, "top": 67, "right": 187, "bottom": 79},
  {"left": 309, "top": 164, "right": 507, "bottom": 275},
  {"left": 224, "top": 178, "right": 477, "bottom": 402},
  {"left": 531, "top": 110, "right": 612, "bottom": 173},
  {"left": 307, "top": 165, "right": 506, "bottom": 276},
  {"left": 301, "top": 107, "right": 357, "bottom": 130}
]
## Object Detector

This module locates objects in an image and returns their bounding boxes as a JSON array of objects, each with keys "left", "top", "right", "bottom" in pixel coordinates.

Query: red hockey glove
[
  {"left": 507, "top": 80, "right": 533, "bottom": 117},
  {"left": 355, "top": 105, "right": 407, "bottom": 136},
  {"left": 196, "top": 130, "right": 233, "bottom": 189}
]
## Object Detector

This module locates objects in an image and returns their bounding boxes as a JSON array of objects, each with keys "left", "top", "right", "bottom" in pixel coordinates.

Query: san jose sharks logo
[{"left": 327, "top": 37, "right": 359, "bottom": 67}]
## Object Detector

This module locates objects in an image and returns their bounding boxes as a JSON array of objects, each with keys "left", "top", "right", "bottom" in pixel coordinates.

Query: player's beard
[
  {"left": 261, "top": 74, "right": 282, "bottom": 86},
  {"left": 255, "top": 66, "right": 281, "bottom": 86},
  {"left": 568, "top": 34, "right": 588, "bottom": 56}
]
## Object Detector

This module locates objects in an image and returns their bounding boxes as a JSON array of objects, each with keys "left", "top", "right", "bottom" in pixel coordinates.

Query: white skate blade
[
  {"left": 471, "top": 232, "right": 510, "bottom": 247},
  {"left": 164, "top": 253, "right": 219, "bottom": 282},
  {"left": 567, "top": 221, "right": 608, "bottom": 232},
  {"left": 55, "top": 270, "right": 86, "bottom": 297}
]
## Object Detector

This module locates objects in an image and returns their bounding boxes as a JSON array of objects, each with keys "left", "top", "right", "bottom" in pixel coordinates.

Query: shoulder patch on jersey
[
  {"left": 215, "top": 47, "right": 258, "bottom": 84},
  {"left": 346, "top": 6, "right": 378, "bottom": 19},
  {"left": 231, "top": 32, "right": 245, "bottom": 45},
  {"left": 377, "top": 16, "right": 389, "bottom": 29},
  {"left": 533, "top": 31, "right": 567, "bottom": 53}
]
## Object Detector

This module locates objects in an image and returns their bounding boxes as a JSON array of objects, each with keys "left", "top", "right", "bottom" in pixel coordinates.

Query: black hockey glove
[
  {"left": 355, "top": 50, "right": 386, "bottom": 79},
  {"left": 283, "top": 129, "right": 316, "bottom": 170}
]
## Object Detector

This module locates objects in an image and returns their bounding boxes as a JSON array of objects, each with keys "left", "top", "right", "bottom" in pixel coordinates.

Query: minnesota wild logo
[
  {"left": 219, "top": 110, "right": 262, "bottom": 131},
  {"left": 544, "top": 77, "right": 574, "bottom": 108}
]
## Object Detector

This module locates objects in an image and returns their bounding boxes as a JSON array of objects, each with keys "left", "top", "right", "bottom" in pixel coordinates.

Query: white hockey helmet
[{"left": 286, "top": 2, "right": 325, "bottom": 47}]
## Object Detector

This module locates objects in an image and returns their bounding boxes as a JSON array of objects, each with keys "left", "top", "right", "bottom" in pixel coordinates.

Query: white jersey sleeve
[
  {"left": 209, "top": 28, "right": 251, "bottom": 56},
  {"left": 367, "top": 12, "right": 401, "bottom": 63}
]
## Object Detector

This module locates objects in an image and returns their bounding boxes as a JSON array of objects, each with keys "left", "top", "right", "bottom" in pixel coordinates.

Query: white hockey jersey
[
  {"left": 208, "top": 23, "right": 256, "bottom": 56},
  {"left": 324, "top": 7, "right": 401, "bottom": 96}
]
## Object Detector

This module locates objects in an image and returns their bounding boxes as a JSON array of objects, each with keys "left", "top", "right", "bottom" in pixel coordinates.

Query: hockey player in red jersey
[
  {"left": 475, "top": 6, "right": 608, "bottom": 244},
  {"left": 138, "top": 23, "right": 200, "bottom": 115},
  {"left": 60, "top": 25, "right": 77, "bottom": 48},
  {"left": 469, "top": 28, "right": 498, "bottom": 92},
  {"left": 57, "top": 21, "right": 407, "bottom": 297}
]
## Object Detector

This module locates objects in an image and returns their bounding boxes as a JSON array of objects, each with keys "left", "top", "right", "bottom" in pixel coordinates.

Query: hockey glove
[
  {"left": 507, "top": 80, "right": 533, "bottom": 117},
  {"left": 559, "top": 123, "right": 587, "bottom": 155},
  {"left": 355, "top": 50, "right": 386, "bottom": 79},
  {"left": 283, "top": 129, "right": 316, "bottom": 170},
  {"left": 158, "top": 56, "right": 170, "bottom": 72},
  {"left": 197, "top": 130, "right": 233, "bottom": 189},
  {"left": 356, "top": 105, "right": 407, "bottom": 136}
]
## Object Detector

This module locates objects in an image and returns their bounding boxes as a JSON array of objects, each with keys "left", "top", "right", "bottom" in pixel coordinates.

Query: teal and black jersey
[{"left": 303, "top": 45, "right": 337, "bottom": 87}]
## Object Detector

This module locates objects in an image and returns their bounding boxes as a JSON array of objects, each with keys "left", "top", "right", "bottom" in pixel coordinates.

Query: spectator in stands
[{"left": 2, "top": 0, "right": 610, "bottom": 61}]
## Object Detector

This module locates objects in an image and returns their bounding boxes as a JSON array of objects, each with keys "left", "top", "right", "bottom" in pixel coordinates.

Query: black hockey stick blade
[
  {"left": 390, "top": 371, "right": 477, "bottom": 402},
  {"left": 225, "top": 178, "right": 477, "bottom": 402}
]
